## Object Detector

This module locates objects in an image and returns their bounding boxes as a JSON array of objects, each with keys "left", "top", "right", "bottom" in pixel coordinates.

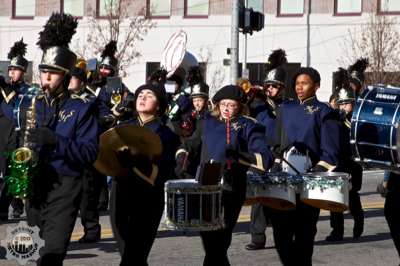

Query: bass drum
[{"left": 351, "top": 85, "right": 400, "bottom": 170}]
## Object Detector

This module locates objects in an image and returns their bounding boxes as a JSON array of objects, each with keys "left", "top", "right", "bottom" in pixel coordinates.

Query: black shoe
[
  {"left": 245, "top": 242, "right": 265, "bottom": 250},
  {"left": 325, "top": 234, "right": 343, "bottom": 242},
  {"left": 78, "top": 233, "right": 101, "bottom": 244}
]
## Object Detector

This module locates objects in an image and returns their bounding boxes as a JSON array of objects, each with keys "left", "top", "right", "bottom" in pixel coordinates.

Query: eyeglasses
[{"left": 219, "top": 103, "right": 238, "bottom": 109}]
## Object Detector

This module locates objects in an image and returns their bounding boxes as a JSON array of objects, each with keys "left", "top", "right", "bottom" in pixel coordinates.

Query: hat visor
[
  {"left": 264, "top": 80, "right": 285, "bottom": 86},
  {"left": 39, "top": 64, "right": 68, "bottom": 74},
  {"left": 336, "top": 99, "right": 355, "bottom": 105},
  {"left": 190, "top": 93, "right": 208, "bottom": 98},
  {"left": 8, "top": 65, "right": 26, "bottom": 72}
]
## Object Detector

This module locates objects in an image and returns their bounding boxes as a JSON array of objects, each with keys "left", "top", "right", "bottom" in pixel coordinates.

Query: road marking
[{"left": 70, "top": 201, "right": 385, "bottom": 241}]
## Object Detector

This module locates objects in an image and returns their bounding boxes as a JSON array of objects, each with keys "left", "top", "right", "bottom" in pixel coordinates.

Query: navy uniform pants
[
  {"left": 110, "top": 177, "right": 164, "bottom": 266},
  {"left": 200, "top": 188, "right": 246, "bottom": 266},
  {"left": 269, "top": 196, "right": 320, "bottom": 266},
  {"left": 79, "top": 168, "right": 102, "bottom": 239},
  {"left": 27, "top": 173, "right": 82, "bottom": 266}
]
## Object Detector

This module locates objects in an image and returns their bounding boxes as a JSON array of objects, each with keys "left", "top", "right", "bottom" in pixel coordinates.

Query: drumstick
[{"left": 226, "top": 113, "right": 232, "bottom": 170}]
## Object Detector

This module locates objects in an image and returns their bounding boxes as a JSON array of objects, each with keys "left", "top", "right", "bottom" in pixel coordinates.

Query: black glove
[
  {"left": 116, "top": 148, "right": 151, "bottom": 172},
  {"left": 28, "top": 127, "right": 57, "bottom": 147},
  {"left": 225, "top": 145, "right": 240, "bottom": 162},
  {"left": 115, "top": 93, "right": 134, "bottom": 114},
  {"left": 175, "top": 153, "right": 189, "bottom": 179},
  {"left": 269, "top": 162, "right": 282, "bottom": 172},
  {"left": 99, "top": 114, "right": 117, "bottom": 129}
]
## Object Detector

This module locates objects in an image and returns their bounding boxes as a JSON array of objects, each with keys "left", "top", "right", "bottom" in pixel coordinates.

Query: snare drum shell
[
  {"left": 300, "top": 180, "right": 349, "bottom": 212},
  {"left": 256, "top": 185, "right": 296, "bottom": 210}
]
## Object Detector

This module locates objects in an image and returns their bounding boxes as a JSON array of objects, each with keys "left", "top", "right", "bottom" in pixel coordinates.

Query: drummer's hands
[{"left": 175, "top": 153, "right": 190, "bottom": 179}]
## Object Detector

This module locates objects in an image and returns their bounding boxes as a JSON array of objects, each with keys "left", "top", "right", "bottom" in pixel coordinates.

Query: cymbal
[{"left": 94, "top": 125, "right": 162, "bottom": 177}]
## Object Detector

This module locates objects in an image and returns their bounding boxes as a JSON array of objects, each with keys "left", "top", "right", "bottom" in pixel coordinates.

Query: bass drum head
[{"left": 351, "top": 86, "right": 400, "bottom": 168}]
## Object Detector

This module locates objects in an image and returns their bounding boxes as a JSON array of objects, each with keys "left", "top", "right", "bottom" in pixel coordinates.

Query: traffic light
[{"left": 239, "top": 7, "right": 265, "bottom": 35}]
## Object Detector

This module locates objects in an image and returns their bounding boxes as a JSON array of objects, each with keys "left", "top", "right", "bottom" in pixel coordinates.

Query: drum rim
[{"left": 303, "top": 172, "right": 350, "bottom": 179}]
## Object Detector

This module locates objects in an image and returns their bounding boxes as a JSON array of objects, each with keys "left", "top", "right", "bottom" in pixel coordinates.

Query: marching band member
[
  {"left": 348, "top": 58, "right": 368, "bottom": 97},
  {"left": 246, "top": 49, "right": 288, "bottom": 250},
  {"left": 26, "top": 13, "right": 99, "bottom": 265},
  {"left": 270, "top": 67, "right": 341, "bottom": 266},
  {"left": 68, "top": 61, "right": 103, "bottom": 243},
  {"left": 326, "top": 68, "right": 364, "bottom": 241},
  {"left": 95, "top": 40, "right": 131, "bottom": 130},
  {"left": 0, "top": 39, "right": 32, "bottom": 220},
  {"left": 180, "top": 66, "right": 209, "bottom": 138},
  {"left": 175, "top": 85, "right": 274, "bottom": 265},
  {"left": 110, "top": 81, "right": 180, "bottom": 265}
]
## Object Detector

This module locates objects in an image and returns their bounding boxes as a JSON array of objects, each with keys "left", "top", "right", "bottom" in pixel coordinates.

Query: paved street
[{"left": 0, "top": 170, "right": 398, "bottom": 266}]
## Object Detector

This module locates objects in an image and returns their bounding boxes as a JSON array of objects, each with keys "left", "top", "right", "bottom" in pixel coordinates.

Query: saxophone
[{"left": 5, "top": 87, "right": 38, "bottom": 198}]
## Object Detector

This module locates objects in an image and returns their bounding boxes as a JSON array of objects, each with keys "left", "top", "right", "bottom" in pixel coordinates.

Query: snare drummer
[
  {"left": 271, "top": 67, "right": 342, "bottom": 266},
  {"left": 111, "top": 82, "right": 180, "bottom": 265},
  {"left": 326, "top": 68, "right": 364, "bottom": 241},
  {"left": 175, "top": 85, "right": 274, "bottom": 265},
  {"left": 245, "top": 49, "right": 289, "bottom": 251}
]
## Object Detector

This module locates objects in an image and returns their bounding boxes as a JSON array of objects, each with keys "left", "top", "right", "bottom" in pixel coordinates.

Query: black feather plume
[
  {"left": 348, "top": 58, "right": 369, "bottom": 73},
  {"left": 148, "top": 68, "right": 168, "bottom": 85},
  {"left": 186, "top": 66, "right": 204, "bottom": 87},
  {"left": 101, "top": 40, "right": 117, "bottom": 59},
  {"left": 37, "top": 13, "right": 78, "bottom": 50},
  {"left": 335, "top": 67, "right": 350, "bottom": 90},
  {"left": 266, "top": 49, "right": 287, "bottom": 71},
  {"left": 8, "top": 39, "right": 27, "bottom": 60}
]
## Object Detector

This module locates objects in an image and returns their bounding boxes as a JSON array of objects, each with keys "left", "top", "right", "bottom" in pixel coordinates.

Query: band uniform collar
[
  {"left": 138, "top": 115, "right": 158, "bottom": 126},
  {"left": 298, "top": 95, "right": 316, "bottom": 105}
]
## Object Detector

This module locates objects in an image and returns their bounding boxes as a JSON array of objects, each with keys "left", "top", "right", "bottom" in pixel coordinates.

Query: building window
[
  {"left": 335, "top": 0, "right": 362, "bottom": 15},
  {"left": 13, "top": 0, "right": 35, "bottom": 18},
  {"left": 379, "top": 0, "right": 400, "bottom": 14},
  {"left": 248, "top": 0, "right": 263, "bottom": 13},
  {"left": 184, "top": 0, "right": 209, "bottom": 18},
  {"left": 62, "top": 0, "right": 84, "bottom": 17},
  {"left": 147, "top": 0, "right": 171, "bottom": 18},
  {"left": 97, "top": 0, "right": 118, "bottom": 18},
  {"left": 278, "top": 0, "right": 304, "bottom": 16}
]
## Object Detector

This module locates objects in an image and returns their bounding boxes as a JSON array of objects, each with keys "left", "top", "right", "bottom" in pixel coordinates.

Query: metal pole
[
  {"left": 306, "top": 0, "right": 311, "bottom": 67},
  {"left": 243, "top": 0, "right": 248, "bottom": 79},
  {"left": 230, "top": 0, "right": 239, "bottom": 84}
]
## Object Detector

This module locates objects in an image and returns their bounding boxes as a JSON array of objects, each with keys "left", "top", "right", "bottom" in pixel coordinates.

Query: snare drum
[
  {"left": 163, "top": 179, "right": 224, "bottom": 231},
  {"left": 246, "top": 171, "right": 301, "bottom": 210},
  {"left": 351, "top": 85, "right": 400, "bottom": 170},
  {"left": 300, "top": 172, "right": 349, "bottom": 212}
]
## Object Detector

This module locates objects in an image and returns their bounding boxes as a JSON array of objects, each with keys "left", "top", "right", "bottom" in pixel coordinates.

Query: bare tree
[
  {"left": 73, "top": 0, "right": 155, "bottom": 78},
  {"left": 340, "top": 10, "right": 400, "bottom": 86}
]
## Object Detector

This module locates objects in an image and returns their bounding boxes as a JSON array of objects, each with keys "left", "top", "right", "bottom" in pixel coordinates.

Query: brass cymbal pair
[{"left": 94, "top": 125, "right": 162, "bottom": 177}]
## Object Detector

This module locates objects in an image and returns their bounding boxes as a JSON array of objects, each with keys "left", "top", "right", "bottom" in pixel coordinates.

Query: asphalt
[{"left": 0, "top": 170, "right": 398, "bottom": 266}]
